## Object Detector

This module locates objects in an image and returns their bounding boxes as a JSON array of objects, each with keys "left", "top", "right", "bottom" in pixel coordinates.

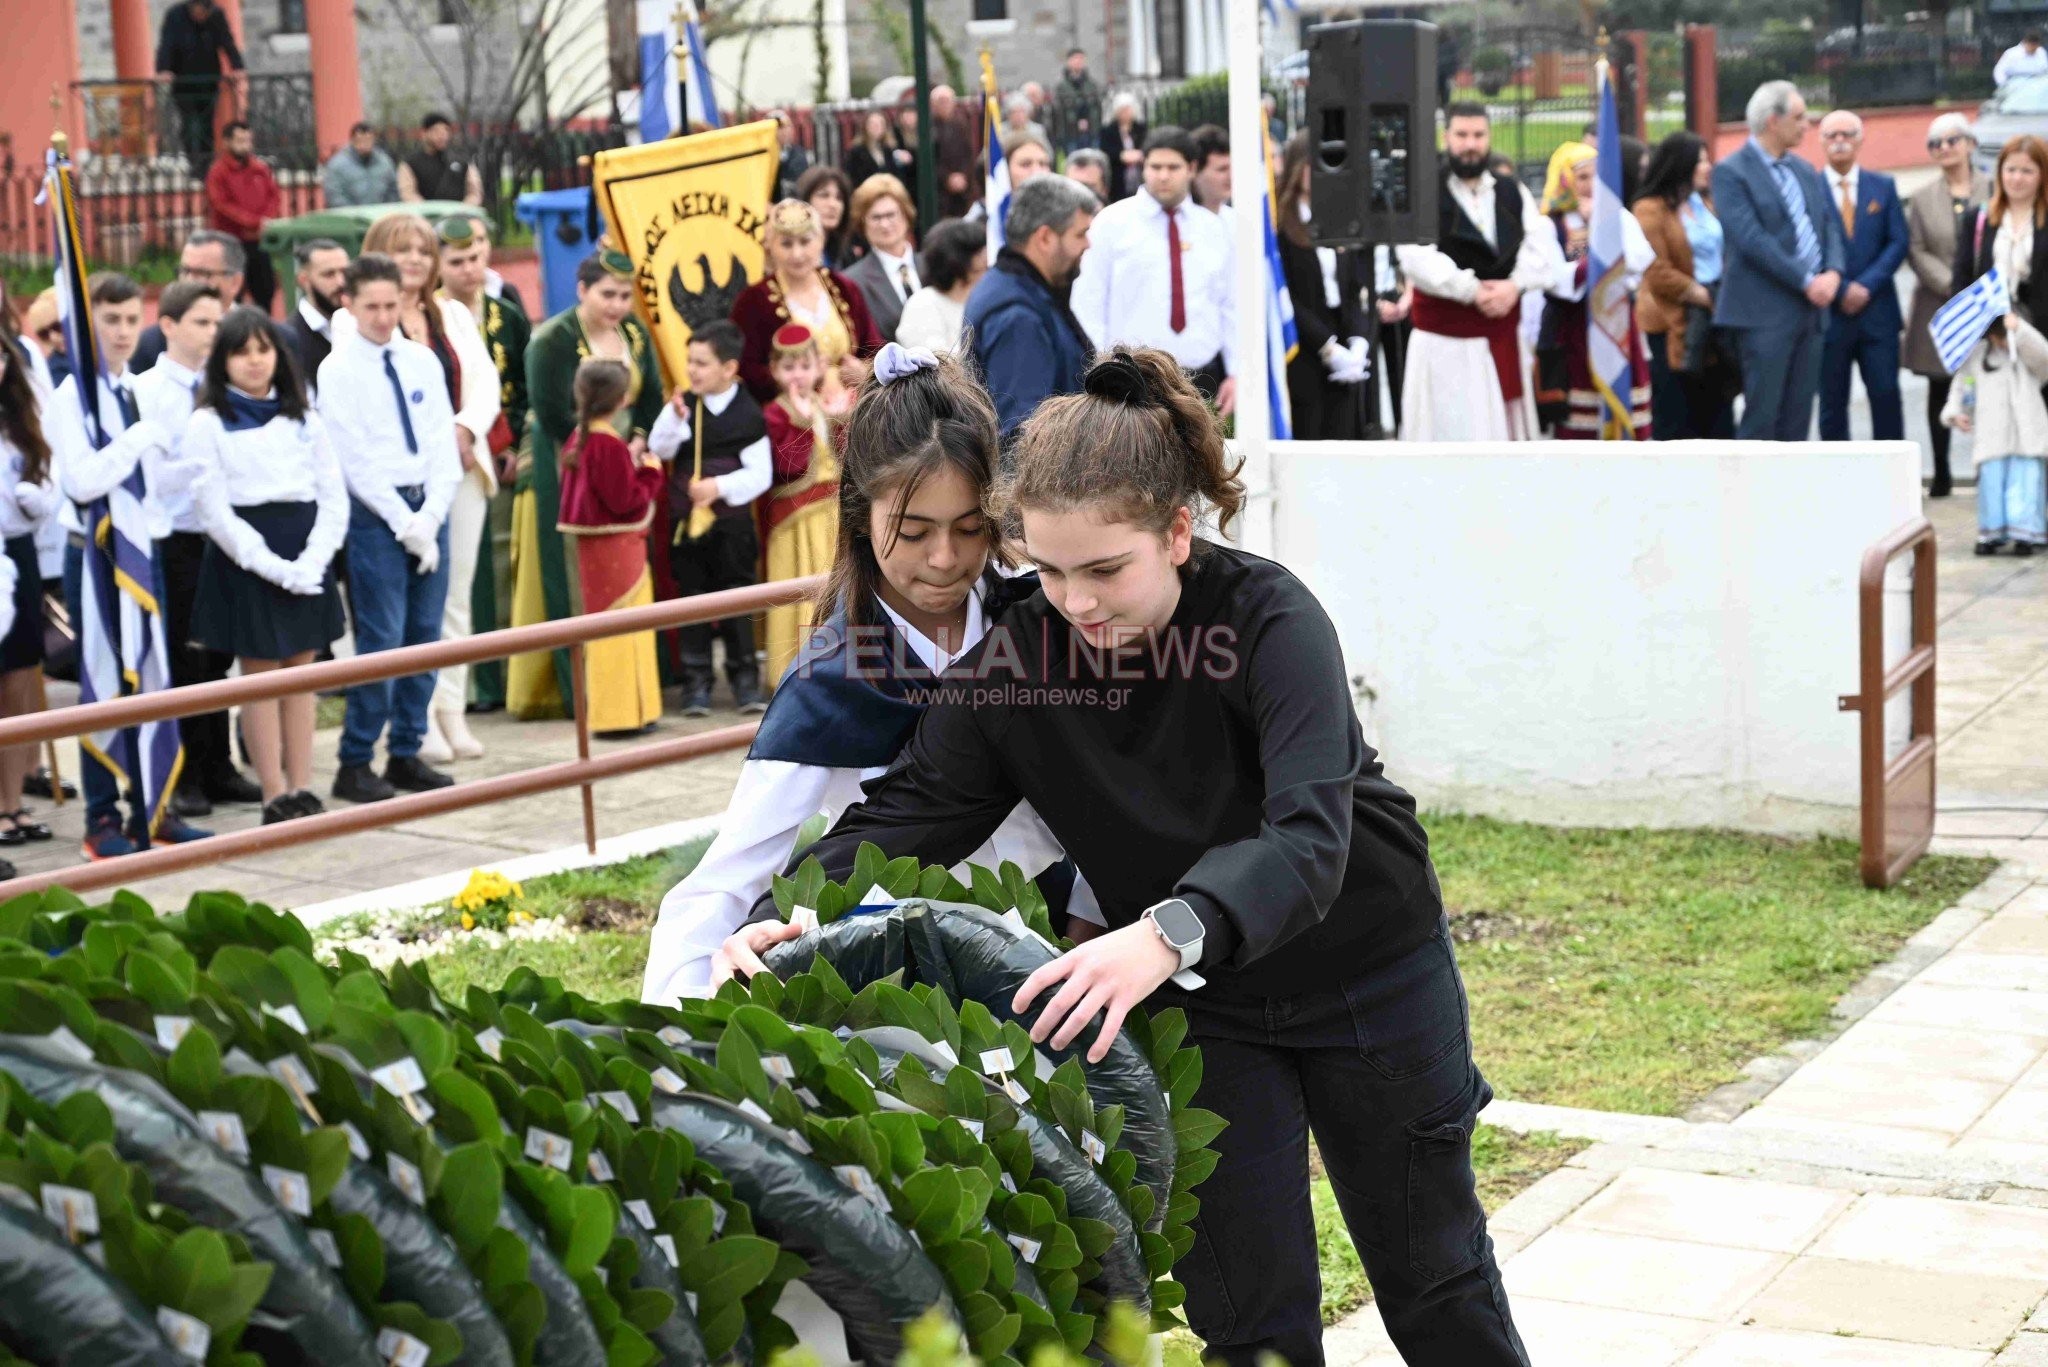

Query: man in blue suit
[
  {"left": 1712, "top": 80, "right": 1848, "bottom": 440},
  {"left": 1817, "top": 109, "right": 1910, "bottom": 440}
]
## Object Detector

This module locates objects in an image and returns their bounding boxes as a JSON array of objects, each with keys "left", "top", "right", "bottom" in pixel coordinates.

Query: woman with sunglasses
[{"left": 1906, "top": 114, "right": 1992, "bottom": 498}]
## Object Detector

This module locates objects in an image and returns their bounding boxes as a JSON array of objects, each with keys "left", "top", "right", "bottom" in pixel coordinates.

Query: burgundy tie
[{"left": 1167, "top": 210, "right": 1186, "bottom": 333}]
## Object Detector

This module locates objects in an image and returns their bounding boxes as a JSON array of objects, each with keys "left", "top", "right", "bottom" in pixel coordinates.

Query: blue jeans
[
  {"left": 63, "top": 538, "right": 160, "bottom": 830},
  {"left": 1733, "top": 315, "right": 1825, "bottom": 441},
  {"left": 339, "top": 493, "right": 450, "bottom": 767},
  {"left": 1820, "top": 311, "right": 1904, "bottom": 441},
  {"left": 1978, "top": 455, "right": 2048, "bottom": 545}
]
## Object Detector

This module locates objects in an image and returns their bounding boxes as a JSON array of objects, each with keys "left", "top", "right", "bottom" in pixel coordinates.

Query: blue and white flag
[
  {"left": 1934, "top": 266, "right": 2012, "bottom": 374},
  {"left": 983, "top": 60, "right": 1010, "bottom": 256},
  {"left": 638, "top": 0, "right": 719, "bottom": 142},
  {"left": 45, "top": 147, "right": 184, "bottom": 840},
  {"left": 1262, "top": 126, "right": 1297, "bottom": 440},
  {"left": 1586, "top": 59, "right": 1636, "bottom": 438}
]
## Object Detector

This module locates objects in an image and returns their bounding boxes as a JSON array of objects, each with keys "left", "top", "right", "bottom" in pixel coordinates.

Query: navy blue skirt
[
  {"left": 0, "top": 534, "right": 43, "bottom": 673},
  {"left": 192, "top": 502, "right": 345, "bottom": 660}
]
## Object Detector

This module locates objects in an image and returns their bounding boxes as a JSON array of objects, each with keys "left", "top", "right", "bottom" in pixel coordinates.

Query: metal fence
[{"left": 1717, "top": 26, "right": 1997, "bottom": 113}]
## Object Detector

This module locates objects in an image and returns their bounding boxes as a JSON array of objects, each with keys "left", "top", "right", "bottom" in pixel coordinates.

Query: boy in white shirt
[
  {"left": 134, "top": 280, "right": 264, "bottom": 819},
  {"left": 316, "top": 254, "right": 461, "bottom": 805},
  {"left": 48, "top": 273, "right": 213, "bottom": 857}
]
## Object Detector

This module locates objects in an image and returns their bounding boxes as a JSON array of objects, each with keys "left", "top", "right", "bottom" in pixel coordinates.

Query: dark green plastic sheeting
[
  {"left": 0, "top": 1035, "right": 382, "bottom": 1367},
  {"left": 0, "top": 1200, "right": 173, "bottom": 1365},
  {"left": 650, "top": 1093, "right": 956, "bottom": 1364}
]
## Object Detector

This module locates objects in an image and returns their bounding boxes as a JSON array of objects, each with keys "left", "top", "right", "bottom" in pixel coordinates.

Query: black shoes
[
  {"left": 2019, "top": 542, "right": 2038, "bottom": 558},
  {"left": 203, "top": 769, "right": 264, "bottom": 805},
  {"left": 262, "top": 790, "right": 328, "bottom": 824},
  {"left": 682, "top": 686, "right": 712, "bottom": 718},
  {"left": 1978, "top": 540, "right": 2006, "bottom": 556},
  {"left": 173, "top": 784, "right": 212, "bottom": 818},
  {"left": 332, "top": 763, "right": 396, "bottom": 804},
  {"left": 733, "top": 686, "right": 767, "bottom": 715},
  {"left": 384, "top": 755, "right": 454, "bottom": 792},
  {"left": 25, "top": 770, "right": 76, "bottom": 801}
]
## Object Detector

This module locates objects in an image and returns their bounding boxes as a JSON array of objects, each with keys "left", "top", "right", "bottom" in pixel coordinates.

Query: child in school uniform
[
  {"left": 759, "top": 322, "right": 841, "bottom": 683},
  {"left": 48, "top": 272, "right": 212, "bottom": 857},
  {"left": 184, "top": 306, "right": 348, "bottom": 824},
  {"left": 557, "top": 357, "right": 666, "bottom": 737},
  {"left": 133, "top": 278, "right": 264, "bottom": 818},
  {"left": 1943, "top": 312, "right": 2048, "bottom": 555},
  {"left": 648, "top": 319, "right": 771, "bottom": 717},
  {"left": 316, "top": 253, "right": 462, "bottom": 805}
]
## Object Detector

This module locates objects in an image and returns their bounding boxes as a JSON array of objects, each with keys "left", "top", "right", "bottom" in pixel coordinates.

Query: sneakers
[
  {"left": 384, "top": 755, "right": 454, "bottom": 792},
  {"left": 333, "top": 763, "right": 396, "bottom": 804},
  {"left": 153, "top": 817, "right": 212, "bottom": 845},
  {"left": 733, "top": 686, "right": 768, "bottom": 715},
  {"left": 290, "top": 790, "right": 326, "bottom": 818},
  {"left": 436, "top": 708, "right": 484, "bottom": 760},
  {"left": 417, "top": 711, "right": 455, "bottom": 765},
  {"left": 202, "top": 768, "right": 264, "bottom": 805},
  {"left": 82, "top": 816, "right": 138, "bottom": 861}
]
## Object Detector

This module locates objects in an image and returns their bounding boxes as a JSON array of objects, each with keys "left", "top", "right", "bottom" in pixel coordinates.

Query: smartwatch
[{"left": 1143, "top": 898, "right": 1205, "bottom": 972}]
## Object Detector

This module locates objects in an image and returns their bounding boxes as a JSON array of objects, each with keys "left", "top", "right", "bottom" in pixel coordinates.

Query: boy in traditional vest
[{"left": 650, "top": 319, "right": 771, "bottom": 715}]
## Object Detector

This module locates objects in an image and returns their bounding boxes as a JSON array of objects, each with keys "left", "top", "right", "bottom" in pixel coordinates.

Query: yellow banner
[{"left": 592, "top": 120, "right": 779, "bottom": 382}]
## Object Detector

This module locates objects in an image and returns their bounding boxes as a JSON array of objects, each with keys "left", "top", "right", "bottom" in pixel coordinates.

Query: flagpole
[
  {"left": 910, "top": 0, "right": 936, "bottom": 228},
  {"left": 672, "top": 2, "right": 690, "bottom": 136}
]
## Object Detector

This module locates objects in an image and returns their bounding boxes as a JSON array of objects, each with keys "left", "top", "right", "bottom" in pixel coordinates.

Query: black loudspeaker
[{"left": 1307, "top": 19, "right": 1439, "bottom": 249}]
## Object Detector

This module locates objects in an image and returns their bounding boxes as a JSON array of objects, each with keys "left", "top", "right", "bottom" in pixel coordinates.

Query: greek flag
[
  {"left": 45, "top": 148, "right": 184, "bottom": 839},
  {"left": 638, "top": 0, "right": 719, "bottom": 142},
  {"left": 1586, "top": 59, "right": 1636, "bottom": 438},
  {"left": 1934, "top": 266, "right": 2011, "bottom": 375},
  {"left": 1263, "top": 125, "right": 1297, "bottom": 440},
  {"left": 984, "top": 65, "right": 1010, "bottom": 256}
]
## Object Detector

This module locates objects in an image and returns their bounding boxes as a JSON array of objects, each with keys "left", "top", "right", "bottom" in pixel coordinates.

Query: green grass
[
  {"left": 1432, "top": 815, "right": 1995, "bottom": 1115},
  {"left": 3, "top": 251, "right": 180, "bottom": 305}
]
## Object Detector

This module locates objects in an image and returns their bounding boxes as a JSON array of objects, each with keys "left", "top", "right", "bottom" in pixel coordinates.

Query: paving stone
[
  {"left": 1994, "top": 1335, "right": 2048, "bottom": 1367},
  {"left": 1811, "top": 1194, "right": 2048, "bottom": 1281},
  {"left": 1743, "top": 1061, "right": 2005, "bottom": 1135},
  {"left": 1496, "top": 1297, "right": 1710, "bottom": 1367},
  {"left": 1810, "top": 1021, "right": 2046, "bottom": 1084},
  {"left": 1909, "top": 907, "right": 1993, "bottom": 950},
  {"left": 1679, "top": 1326, "right": 1991, "bottom": 1365},
  {"left": 1563, "top": 1169, "right": 1849, "bottom": 1253},
  {"left": 1504, "top": 1227, "right": 1787, "bottom": 1320},
  {"left": 1485, "top": 1165, "right": 1617, "bottom": 1239},
  {"left": 1740, "top": 1256, "right": 2045, "bottom": 1350},
  {"left": 1727, "top": 1109, "right": 1961, "bottom": 1155},
  {"left": 1867, "top": 983, "right": 2048, "bottom": 1039},
  {"left": 1965, "top": 917, "right": 2048, "bottom": 956}
]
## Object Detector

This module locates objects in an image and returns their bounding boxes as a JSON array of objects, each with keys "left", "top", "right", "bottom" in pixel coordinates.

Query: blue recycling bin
[{"left": 516, "top": 187, "right": 599, "bottom": 322}]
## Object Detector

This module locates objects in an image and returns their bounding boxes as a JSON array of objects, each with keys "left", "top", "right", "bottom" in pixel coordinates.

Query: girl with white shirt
[
  {"left": 642, "top": 344, "right": 1097, "bottom": 1002},
  {"left": 893, "top": 218, "right": 987, "bottom": 355},
  {"left": 185, "top": 307, "right": 348, "bottom": 825},
  {"left": 351, "top": 211, "right": 502, "bottom": 765},
  {"left": 0, "top": 337, "right": 54, "bottom": 856}
]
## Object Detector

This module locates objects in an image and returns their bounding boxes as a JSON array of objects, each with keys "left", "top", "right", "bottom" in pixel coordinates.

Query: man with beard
[
  {"left": 282, "top": 238, "right": 349, "bottom": 394},
  {"left": 1395, "top": 103, "right": 1555, "bottom": 440},
  {"left": 965, "top": 174, "right": 1099, "bottom": 444}
]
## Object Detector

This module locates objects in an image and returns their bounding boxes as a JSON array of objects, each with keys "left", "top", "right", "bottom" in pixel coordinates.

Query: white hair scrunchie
[{"left": 873, "top": 342, "right": 939, "bottom": 386}]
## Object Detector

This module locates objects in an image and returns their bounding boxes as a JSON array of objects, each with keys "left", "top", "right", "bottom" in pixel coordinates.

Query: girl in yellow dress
[{"left": 757, "top": 323, "right": 840, "bottom": 681}]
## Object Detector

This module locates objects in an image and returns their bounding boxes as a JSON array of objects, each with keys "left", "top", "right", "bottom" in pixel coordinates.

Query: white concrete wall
[{"left": 1269, "top": 439, "right": 1925, "bottom": 836}]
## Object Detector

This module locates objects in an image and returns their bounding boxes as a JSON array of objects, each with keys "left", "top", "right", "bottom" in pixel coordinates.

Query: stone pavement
[
  {"left": 5, "top": 690, "right": 746, "bottom": 909},
  {"left": 1336, "top": 862, "right": 2048, "bottom": 1366}
]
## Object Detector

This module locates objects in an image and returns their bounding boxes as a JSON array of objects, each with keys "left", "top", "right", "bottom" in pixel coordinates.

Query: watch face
[{"left": 1150, "top": 899, "right": 1203, "bottom": 948}]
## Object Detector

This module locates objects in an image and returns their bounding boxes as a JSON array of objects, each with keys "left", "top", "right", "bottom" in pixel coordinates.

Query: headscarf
[{"left": 1542, "top": 140, "right": 1597, "bottom": 216}]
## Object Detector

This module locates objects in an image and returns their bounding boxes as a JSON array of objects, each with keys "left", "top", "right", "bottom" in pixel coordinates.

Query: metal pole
[
  {"left": 673, "top": 3, "right": 690, "bottom": 134},
  {"left": 570, "top": 643, "right": 598, "bottom": 855},
  {"left": 911, "top": 0, "right": 938, "bottom": 229}
]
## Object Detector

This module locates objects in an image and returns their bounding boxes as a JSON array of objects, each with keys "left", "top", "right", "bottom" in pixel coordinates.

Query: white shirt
[
  {"left": 1997, "top": 42, "right": 2048, "bottom": 86},
  {"left": 641, "top": 583, "right": 1104, "bottom": 1004},
  {"left": 296, "top": 295, "right": 333, "bottom": 342},
  {"left": 646, "top": 384, "right": 772, "bottom": 507},
  {"left": 1396, "top": 172, "right": 1557, "bottom": 304},
  {"left": 132, "top": 355, "right": 210, "bottom": 534},
  {"left": 49, "top": 368, "right": 176, "bottom": 540},
  {"left": 332, "top": 299, "right": 501, "bottom": 494},
  {"left": 1828, "top": 165, "right": 1861, "bottom": 224},
  {"left": 894, "top": 287, "right": 968, "bottom": 354},
  {"left": 0, "top": 434, "right": 55, "bottom": 540},
  {"left": 1071, "top": 189, "right": 1238, "bottom": 373},
  {"left": 315, "top": 327, "right": 461, "bottom": 537},
  {"left": 184, "top": 403, "right": 348, "bottom": 590},
  {"left": 872, "top": 246, "right": 921, "bottom": 301}
]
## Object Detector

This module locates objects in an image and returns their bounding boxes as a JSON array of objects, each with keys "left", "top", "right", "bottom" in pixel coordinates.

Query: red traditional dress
[
  {"left": 731, "top": 269, "right": 884, "bottom": 404},
  {"left": 557, "top": 423, "right": 666, "bottom": 731},
  {"left": 1537, "top": 211, "right": 1654, "bottom": 440},
  {"left": 760, "top": 375, "right": 840, "bottom": 682}
]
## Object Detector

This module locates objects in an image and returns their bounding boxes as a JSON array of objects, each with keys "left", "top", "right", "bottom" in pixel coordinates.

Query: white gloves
[
  {"left": 282, "top": 559, "right": 327, "bottom": 597},
  {"left": 11, "top": 482, "right": 53, "bottom": 522},
  {"left": 396, "top": 511, "right": 441, "bottom": 575},
  {"left": 411, "top": 536, "right": 441, "bottom": 578},
  {"left": 1325, "top": 336, "right": 1371, "bottom": 386}
]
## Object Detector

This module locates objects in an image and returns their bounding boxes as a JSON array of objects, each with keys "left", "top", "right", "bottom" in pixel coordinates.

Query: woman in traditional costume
[
  {"left": 730, "top": 200, "right": 883, "bottom": 409},
  {"left": 512, "top": 248, "right": 664, "bottom": 719},
  {"left": 556, "top": 358, "right": 666, "bottom": 733},
  {"left": 758, "top": 322, "right": 841, "bottom": 682},
  {"left": 1537, "top": 144, "right": 1655, "bottom": 439},
  {"left": 641, "top": 344, "right": 1099, "bottom": 1003}
]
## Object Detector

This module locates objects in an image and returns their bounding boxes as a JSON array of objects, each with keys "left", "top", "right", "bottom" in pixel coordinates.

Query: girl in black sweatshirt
[{"left": 730, "top": 348, "right": 1529, "bottom": 1366}]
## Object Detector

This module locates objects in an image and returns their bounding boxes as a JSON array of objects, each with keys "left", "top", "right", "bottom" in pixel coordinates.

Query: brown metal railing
[
  {"left": 0, "top": 576, "right": 823, "bottom": 900},
  {"left": 1836, "top": 518, "right": 1936, "bottom": 890}
]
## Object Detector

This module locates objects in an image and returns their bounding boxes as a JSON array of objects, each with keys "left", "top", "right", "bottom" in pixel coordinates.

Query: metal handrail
[
  {"left": 1836, "top": 517, "right": 1937, "bottom": 889},
  {"left": 0, "top": 574, "right": 825, "bottom": 901}
]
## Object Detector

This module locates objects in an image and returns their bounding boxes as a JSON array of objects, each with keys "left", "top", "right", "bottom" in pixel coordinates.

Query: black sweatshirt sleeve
[
  {"left": 1173, "top": 589, "right": 1359, "bottom": 971},
  {"left": 747, "top": 697, "right": 1024, "bottom": 920}
]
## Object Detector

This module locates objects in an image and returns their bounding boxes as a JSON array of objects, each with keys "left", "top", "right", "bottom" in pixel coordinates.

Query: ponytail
[
  {"left": 566, "top": 357, "right": 633, "bottom": 469},
  {"left": 1002, "top": 346, "right": 1245, "bottom": 543}
]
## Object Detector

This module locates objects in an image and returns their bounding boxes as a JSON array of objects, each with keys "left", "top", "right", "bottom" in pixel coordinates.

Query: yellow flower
[{"left": 461, "top": 912, "right": 476, "bottom": 931}]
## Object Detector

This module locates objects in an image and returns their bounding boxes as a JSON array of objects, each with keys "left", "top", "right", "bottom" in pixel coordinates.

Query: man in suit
[
  {"left": 1712, "top": 80, "right": 1846, "bottom": 440},
  {"left": 1817, "top": 110, "right": 1910, "bottom": 441},
  {"left": 282, "top": 238, "right": 349, "bottom": 398}
]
